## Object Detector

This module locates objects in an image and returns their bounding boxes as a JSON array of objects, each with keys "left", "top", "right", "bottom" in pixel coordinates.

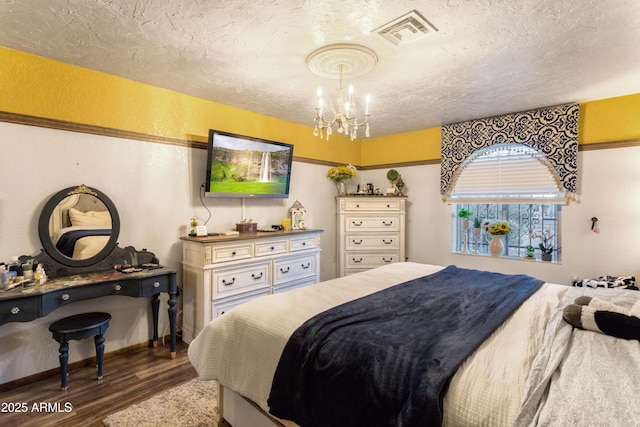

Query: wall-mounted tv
[{"left": 204, "top": 129, "right": 294, "bottom": 198}]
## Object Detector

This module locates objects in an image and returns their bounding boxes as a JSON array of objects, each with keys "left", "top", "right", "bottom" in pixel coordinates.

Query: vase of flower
[
  {"left": 483, "top": 220, "right": 512, "bottom": 257},
  {"left": 327, "top": 164, "right": 357, "bottom": 196},
  {"left": 489, "top": 234, "right": 503, "bottom": 257}
]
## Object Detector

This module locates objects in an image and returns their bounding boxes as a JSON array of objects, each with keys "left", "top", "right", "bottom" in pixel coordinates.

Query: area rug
[{"left": 103, "top": 378, "right": 218, "bottom": 427}]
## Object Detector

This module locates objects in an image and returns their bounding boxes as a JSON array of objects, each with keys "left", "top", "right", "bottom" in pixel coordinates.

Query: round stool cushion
[{"left": 49, "top": 312, "right": 111, "bottom": 335}]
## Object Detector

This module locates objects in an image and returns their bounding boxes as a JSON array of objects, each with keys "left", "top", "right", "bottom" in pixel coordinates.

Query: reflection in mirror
[
  {"left": 49, "top": 193, "right": 112, "bottom": 260},
  {"left": 38, "top": 185, "right": 120, "bottom": 268}
]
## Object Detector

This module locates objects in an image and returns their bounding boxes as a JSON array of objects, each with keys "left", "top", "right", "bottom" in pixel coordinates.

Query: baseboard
[{"left": 0, "top": 335, "right": 180, "bottom": 393}]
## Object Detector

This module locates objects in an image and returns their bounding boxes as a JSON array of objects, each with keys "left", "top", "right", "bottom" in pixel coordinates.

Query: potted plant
[
  {"left": 386, "top": 169, "right": 399, "bottom": 185},
  {"left": 525, "top": 245, "right": 535, "bottom": 260},
  {"left": 457, "top": 208, "right": 473, "bottom": 252},
  {"left": 386, "top": 169, "right": 400, "bottom": 196},
  {"left": 457, "top": 208, "right": 472, "bottom": 221},
  {"left": 327, "top": 164, "right": 357, "bottom": 195},
  {"left": 531, "top": 230, "right": 555, "bottom": 261},
  {"left": 472, "top": 216, "right": 482, "bottom": 253}
]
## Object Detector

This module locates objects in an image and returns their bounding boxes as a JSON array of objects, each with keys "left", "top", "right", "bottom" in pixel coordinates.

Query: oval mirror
[{"left": 38, "top": 184, "right": 120, "bottom": 268}]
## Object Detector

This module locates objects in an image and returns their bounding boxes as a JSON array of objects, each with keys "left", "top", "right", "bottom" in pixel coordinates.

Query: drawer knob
[
  {"left": 115, "top": 284, "right": 122, "bottom": 291},
  {"left": 352, "top": 239, "right": 363, "bottom": 245},
  {"left": 280, "top": 267, "right": 290, "bottom": 274},
  {"left": 382, "top": 221, "right": 394, "bottom": 226},
  {"left": 11, "top": 307, "right": 20, "bottom": 315},
  {"left": 352, "top": 221, "right": 363, "bottom": 227},
  {"left": 251, "top": 272, "right": 263, "bottom": 280},
  {"left": 387, "top": 204, "right": 390, "bottom": 208},
  {"left": 153, "top": 281, "right": 160, "bottom": 288},
  {"left": 352, "top": 257, "right": 363, "bottom": 263},
  {"left": 231, "top": 251, "right": 237, "bottom": 256},
  {"left": 301, "top": 263, "right": 311, "bottom": 269},
  {"left": 222, "top": 278, "right": 236, "bottom": 286},
  {"left": 383, "top": 257, "right": 393, "bottom": 263},
  {"left": 383, "top": 239, "right": 393, "bottom": 245},
  {"left": 270, "top": 246, "right": 275, "bottom": 251},
  {"left": 62, "top": 293, "right": 70, "bottom": 301},
  {"left": 302, "top": 242, "right": 306, "bottom": 246}
]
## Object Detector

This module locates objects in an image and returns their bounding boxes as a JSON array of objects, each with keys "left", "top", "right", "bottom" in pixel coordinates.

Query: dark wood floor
[{"left": 0, "top": 340, "right": 197, "bottom": 427}]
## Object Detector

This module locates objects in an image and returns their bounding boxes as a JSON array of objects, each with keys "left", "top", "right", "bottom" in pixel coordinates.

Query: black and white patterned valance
[{"left": 441, "top": 103, "right": 579, "bottom": 200}]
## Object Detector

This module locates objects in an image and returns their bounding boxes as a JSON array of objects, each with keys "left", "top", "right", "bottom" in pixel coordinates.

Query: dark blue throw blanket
[
  {"left": 56, "top": 229, "right": 111, "bottom": 257},
  {"left": 267, "top": 265, "right": 543, "bottom": 427}
]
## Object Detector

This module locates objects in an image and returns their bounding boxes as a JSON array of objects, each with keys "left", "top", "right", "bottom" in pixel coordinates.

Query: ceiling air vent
[{"left": 374, "top": 10, "right": 438, "bottom": 47}]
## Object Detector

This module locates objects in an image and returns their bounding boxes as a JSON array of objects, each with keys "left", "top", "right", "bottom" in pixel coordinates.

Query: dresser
[
  {"left": 336, "top": 196, "right": 406, "bottom": 277},
  {"left": 180, "top": 229, "right": 323, "bottom": 343}
]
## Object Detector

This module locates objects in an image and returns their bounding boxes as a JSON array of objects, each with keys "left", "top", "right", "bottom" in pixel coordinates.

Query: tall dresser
[
  {"left": 180, "top": 229, "right": 322, "bottom": 343},
  {"left": 336, "top": 196, "right": 407, "bottom": 277}
]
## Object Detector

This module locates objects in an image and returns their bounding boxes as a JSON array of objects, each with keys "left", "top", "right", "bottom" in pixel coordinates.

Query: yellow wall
[
  {"left": 0, "top": 46, "right": 360, "bottom": 165},
  {"left": 361, "top": 127, "right": 442, "bottom": 166},
  {"left": 2, "top": 46, "right": 640, "bottom": 168},
  {"left": 579, "top": 93, "right": 640, "bottom": 144}
]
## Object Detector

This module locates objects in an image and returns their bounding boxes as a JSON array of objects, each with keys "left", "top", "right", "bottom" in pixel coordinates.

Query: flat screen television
[{"left": 204, "top": 129, "right": 294, "bottom": 198}]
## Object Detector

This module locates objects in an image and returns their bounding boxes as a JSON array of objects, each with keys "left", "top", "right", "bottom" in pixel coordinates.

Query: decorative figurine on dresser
[
  {"left": 0, "top": 184, "right": 178, "bottom": 359},
  {"left": 336, "top": 195, "right": 407, "bottom": 277},
  {"left": 289, "top": 200, "right": 308, "bottom": 230}
]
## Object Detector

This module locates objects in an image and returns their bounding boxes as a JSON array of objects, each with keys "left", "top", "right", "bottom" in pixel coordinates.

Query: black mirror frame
[{"left": 38, "top": 185, "right": 120, "bottom": 268}]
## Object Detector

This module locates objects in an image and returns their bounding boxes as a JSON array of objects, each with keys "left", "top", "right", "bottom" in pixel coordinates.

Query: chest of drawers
[
  {"left": 181, "top": 229, "right": 322, "bottom": 343},
  {"left": 336, "top": 196, "right": 406, "bottom": 277}
]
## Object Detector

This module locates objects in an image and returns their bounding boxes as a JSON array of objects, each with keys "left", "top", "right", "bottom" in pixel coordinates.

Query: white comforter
[
  {"left": 189, "top": 263, "right": 567, "bottom": 426},
  {"left": 188, "top": 262, "right": 572, "bottom": 426}
]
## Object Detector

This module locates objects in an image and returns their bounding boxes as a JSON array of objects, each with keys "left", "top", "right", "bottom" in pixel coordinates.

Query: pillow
[{"left": 69, "top": 208, "right": 112, "bottom": 227}]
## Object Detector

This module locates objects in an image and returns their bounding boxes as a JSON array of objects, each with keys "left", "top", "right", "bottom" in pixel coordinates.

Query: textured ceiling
[{"left": 1, "top": 0, "right": 640, "bottom": 137}]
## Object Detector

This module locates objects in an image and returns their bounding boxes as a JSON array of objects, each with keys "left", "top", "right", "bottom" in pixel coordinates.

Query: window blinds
[{"left": 446, "top": 144, "right": 567, "bottom": 204}]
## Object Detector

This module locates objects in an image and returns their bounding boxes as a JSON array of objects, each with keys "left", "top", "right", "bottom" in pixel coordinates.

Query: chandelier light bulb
[{"left": 310, "top": 62, "right": 371, "bottom": 141}]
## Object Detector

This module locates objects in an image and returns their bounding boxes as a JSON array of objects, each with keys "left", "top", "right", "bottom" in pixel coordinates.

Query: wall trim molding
[
  {"left": 578, "top": 138, "right": 640, "bottom": 151},
  {"left": 2, "top": 110, "right": 638, "bottom": 169}
]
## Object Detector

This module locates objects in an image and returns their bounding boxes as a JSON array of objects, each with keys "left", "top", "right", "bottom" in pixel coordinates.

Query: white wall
[
  {"left": 358, "top": 146, "right": 640, "bottom": 285},
  {"left": 0, "top": 122, "right": 337, "bottom": 385},
  {"left": 2, "top": 120, "right": 640, "bottom": 385}
]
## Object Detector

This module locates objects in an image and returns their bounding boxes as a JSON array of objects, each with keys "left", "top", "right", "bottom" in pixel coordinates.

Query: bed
[{"left": 187, "top": 262, "right": 640, "bottom": 427}]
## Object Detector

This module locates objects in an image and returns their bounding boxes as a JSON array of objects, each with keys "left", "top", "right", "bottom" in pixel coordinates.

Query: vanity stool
[{"left": 48, "top": 312, "right": 111, "bottom": 390}]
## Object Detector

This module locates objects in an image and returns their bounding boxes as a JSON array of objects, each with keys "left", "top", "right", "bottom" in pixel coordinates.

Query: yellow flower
[
  {"left": 327, "top": 164, "right": 357, "bottom": 183},
  {"left": 484, "top": 220, "right": 511, "bottom": 235}
]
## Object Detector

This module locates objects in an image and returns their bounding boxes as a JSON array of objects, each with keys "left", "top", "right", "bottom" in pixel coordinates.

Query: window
[{"left": 452, "top": 203, "right": 561, "bottom": 262}]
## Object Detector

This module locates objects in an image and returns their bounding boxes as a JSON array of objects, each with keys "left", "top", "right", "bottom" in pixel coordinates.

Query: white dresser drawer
[
  {"left": 345, "top": 253, "right": 398, "bottom": 269},
  {"left": 211, "top": 262, "right": 270, "bottom": 299},
  {"left": 290, "top": 236, "right": 317, "bottom": 252},
  {"left": 255, "top": 239, "right": 288, "bottom": 257},
  {"left": 212, "top": 288, "right": 271, "bottom": 318},
  {"left": 344, "top": 199, "right": 402, "bottom": 211},
  {"left": 211, "top": 243, "right": 254, "bottom": 263},
  {"left": 346, "top": 234, "right": 400, "bottom": 250},
  {"left": 273, "top": 254, "right": 317, "bottom": 285},
  {"left": 273, "top": 276, "right": 317, "bottom": 294},
  {"left": 346, "top": 216, "right": 400, "bottom": 232}
]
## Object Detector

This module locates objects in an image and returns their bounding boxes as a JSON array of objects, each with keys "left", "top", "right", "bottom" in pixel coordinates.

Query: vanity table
[
  {"left": 1, "top": 184, "right": 178, "bottom": 358},
  {"left": 0, "top": 267, "right": 178, "bottom": 356}
]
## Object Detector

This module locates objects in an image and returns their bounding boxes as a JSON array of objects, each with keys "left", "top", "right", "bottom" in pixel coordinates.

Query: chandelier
[{"left": 306, "top": 44, "right": 377, "bottom": 141}]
